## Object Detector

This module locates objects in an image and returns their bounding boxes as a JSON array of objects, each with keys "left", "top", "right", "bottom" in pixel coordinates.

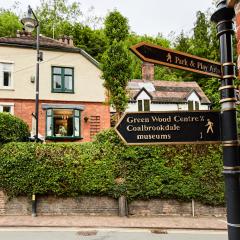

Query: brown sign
[
  {"left": 115, "top": 111, "right": 221, "bottom": 145},
  {"left": 130, "top": 42, "right": 222, "bottom": 78}
]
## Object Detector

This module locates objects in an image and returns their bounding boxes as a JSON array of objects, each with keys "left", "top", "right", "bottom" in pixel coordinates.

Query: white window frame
[
  {"left": 0, "top": 61, "right": 14, "bottom": 89},
  {"left": 0, "top": 102, "right": 14, "bottom": 114}
]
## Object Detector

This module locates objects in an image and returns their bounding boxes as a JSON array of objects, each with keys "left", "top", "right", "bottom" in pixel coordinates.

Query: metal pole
[
  {"left": 211, "top": 1, "right": 240, "bottom": 239},
  {"left": 35, "top": 23, "right": 40, "bottom": 142},
  {"left": 32, "top": 194, "right": 37, "bottom": 217}
]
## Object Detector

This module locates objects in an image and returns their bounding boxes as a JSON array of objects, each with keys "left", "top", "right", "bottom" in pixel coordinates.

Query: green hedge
[
  {"left": 0, "top": 112, "right": 29, "bottom": 143},
  {"left": 0, "top": 129, "right": 224, "bottom": 205}
]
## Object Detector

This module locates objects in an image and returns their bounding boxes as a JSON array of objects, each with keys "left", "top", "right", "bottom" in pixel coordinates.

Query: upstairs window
[
  {"left": 0, "top": 63, "right": 13, "bottom": 88},
  {"left": 52, "top": 66, "right": 74, "bottom": 93},
  {"left": 138, "top": 99, "right": 150, "bottom": 111}
]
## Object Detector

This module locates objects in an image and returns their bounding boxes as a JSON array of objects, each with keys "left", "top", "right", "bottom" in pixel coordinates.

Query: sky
[{"left": 1, "top": 0, "right": 215, "bottom": 38}]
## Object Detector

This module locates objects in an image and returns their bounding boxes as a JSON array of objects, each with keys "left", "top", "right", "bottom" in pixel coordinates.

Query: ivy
[{"left": 0, "top": 129, "right": 224, "bottom": 205}]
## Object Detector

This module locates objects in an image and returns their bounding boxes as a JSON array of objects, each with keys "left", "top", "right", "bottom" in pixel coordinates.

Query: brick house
[
  {"left": 0, "top": 32, "right": 110, "bottom": 141},
  {"left": 126, "top": 62, "right": 211, "bottom": 112}
]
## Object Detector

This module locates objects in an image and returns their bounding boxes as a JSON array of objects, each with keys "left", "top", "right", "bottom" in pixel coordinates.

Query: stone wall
[{"left": 0, "top": 191, "right": 226, "bottom": 217}]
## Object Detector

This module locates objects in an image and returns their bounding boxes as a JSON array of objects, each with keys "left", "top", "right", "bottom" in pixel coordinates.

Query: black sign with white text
[
  {"left": 115, "top": 111, "right": 221, "bottom": 145},
  {"left": 130, "top": 42, "right": 222, "bottom": 78}
]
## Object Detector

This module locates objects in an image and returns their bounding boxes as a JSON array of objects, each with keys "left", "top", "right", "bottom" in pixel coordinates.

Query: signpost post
[
  {"left": 116, "top": 111, "right": 221, "bottom": 145},
  {"left": 211, "top": 1, "right": 240, "bottom": 240}
]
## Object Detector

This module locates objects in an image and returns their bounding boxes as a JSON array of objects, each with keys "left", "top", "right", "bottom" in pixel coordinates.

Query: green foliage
[
  {"left": 0, "top": 113, "right": 30, "bottom": 143},
  {"left": 71, "top": 24, "right": 107, "bottom": 62},
  {"left": 0, "top": 9, "right": 21, "bottom": 37},
  {"left": 35, "top": 0, "right": 83, "bottom": 38},
  {"left": 0, "top": 129, "right": 224, "bottom": 205},
  {"left": 174, "top": 11, "right": 221, "bottom": 108},
  {"left": 102, "top": 10, "right": 131, "bottom": 115},
  {"left": 104, "top": 10, "right": 129, "bottom": 42},
  {"left": 101, "top": 41, "right": 132, "bottom": 113}
]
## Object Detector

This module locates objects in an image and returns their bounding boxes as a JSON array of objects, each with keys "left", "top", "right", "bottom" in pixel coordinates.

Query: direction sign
[
  {"left": 115, "top": 111, "right": 221, "bottom": 145},
  {"left": 130, "top": 42, "right": 222, "bottom": 78}
]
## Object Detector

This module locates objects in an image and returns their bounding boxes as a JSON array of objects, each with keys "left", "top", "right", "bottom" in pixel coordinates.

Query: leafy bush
[
  {"left": 0, "top": 113, "right": 30, "bottom": 143},
  {"left": 0, "top": 129, "right": 224, "bottom": 205}
]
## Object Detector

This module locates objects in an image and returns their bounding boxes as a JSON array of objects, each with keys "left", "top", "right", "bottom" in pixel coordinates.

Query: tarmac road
[{"left": 0, "top": 228, "right": 228, "bottom": 240}]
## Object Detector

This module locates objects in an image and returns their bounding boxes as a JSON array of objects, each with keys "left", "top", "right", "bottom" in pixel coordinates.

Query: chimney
[
  {"left": 57, "top": 35, "right": 74, "bottom": 47},
  {"left": 16, "top": 30, "right": 32, "bottom": 38},
  {"left": 142, "top": 62, "right": 154, "bottom": 80}
]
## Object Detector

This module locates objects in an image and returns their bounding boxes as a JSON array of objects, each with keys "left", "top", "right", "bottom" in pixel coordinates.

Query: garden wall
[{"left": 0, "top": 192, "right": 226, "bottom": 217}]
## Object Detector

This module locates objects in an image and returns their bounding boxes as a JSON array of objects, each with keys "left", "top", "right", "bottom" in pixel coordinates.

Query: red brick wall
[{"left": 1, "top": 99, "right": 110, "bottom": 142}]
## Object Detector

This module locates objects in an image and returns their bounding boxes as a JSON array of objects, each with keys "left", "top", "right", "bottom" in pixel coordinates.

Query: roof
[
  {"left": 127, "top": 79, "right": 211, "bottom": 104},
  {"left": 0, "top": 34, "right": 99, "bottom": 68}
]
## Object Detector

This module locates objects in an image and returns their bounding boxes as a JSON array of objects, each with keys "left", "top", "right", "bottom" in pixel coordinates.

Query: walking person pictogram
[
  {"left": 166, "top": 53, "right": 172, "bottom": 63},
  {"left": 205, "top": 119, "right": 214, "bottom": 134}
]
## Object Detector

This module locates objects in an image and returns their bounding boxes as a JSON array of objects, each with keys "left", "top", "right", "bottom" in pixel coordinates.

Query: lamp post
[{"left": 21, "top": 5, "right": 40, "bottom": 142}]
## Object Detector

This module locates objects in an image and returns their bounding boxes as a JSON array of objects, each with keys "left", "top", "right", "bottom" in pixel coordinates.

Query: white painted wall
[{"left": 0, "top": 46, "right": 105, "bottom": 102}]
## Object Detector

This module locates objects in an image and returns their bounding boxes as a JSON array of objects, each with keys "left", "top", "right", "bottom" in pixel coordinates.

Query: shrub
[
  {"left": 0, "top": 129, "right": 224, "bottom": 205},
  {"left": 0, "top": 113, "right": 29, "bottom": 143}
]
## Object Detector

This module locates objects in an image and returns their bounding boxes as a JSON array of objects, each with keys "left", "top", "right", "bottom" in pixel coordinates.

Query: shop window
[{"left": 46, "top": 108, "right": 81, "bottom": 139}]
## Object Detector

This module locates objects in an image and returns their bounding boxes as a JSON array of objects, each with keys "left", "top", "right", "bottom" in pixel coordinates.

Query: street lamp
[{"left": 21, "top": 5, "right": 41, "bottom": 142}]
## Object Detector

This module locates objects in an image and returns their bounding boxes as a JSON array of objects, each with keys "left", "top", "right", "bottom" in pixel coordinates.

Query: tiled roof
[
  {"left": 0, "top": 34, "right": 99, "bottom": 68},
  {"left": 127, "top": 79, "right": 211, "bottom": 104},
  {"left": 0, "top": 35, "right": 76, "bottom": 49}
]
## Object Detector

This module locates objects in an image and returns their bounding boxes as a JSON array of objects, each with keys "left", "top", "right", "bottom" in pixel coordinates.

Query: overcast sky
[{"left": 2, "top": 0, "right": 215, "bottom": 38}]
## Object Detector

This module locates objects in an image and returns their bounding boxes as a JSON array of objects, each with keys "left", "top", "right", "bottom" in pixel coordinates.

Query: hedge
[
  {"left": 0, "top": 129, "right": 224, "bottom": 205},
  {"left": 0, "top": 112, "right": 29, "bottom": 143}
]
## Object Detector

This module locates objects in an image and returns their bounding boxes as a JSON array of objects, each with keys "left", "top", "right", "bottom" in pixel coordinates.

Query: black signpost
[
  {"left": 114, "top": 1, "right": 240, "bottom": 239},
  {"left": 116, "top": 111, "right": 221, "bottom": 145},
  {"left": 211, "top": 1, "right": 240, "bottom": 240},
  {"left": 130, "top": 42, "right": 222, "bottom": 78}
]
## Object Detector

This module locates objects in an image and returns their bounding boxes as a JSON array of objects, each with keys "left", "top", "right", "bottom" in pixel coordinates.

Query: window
[
  {"left": 188, "top": 101, "right": 200, "bottom": 111},
  {"left": 138, "top": 99, "right": 150, "bottom": 111},
  {"left": 0, "top": 103, "right": 14, "bottom": 114},
  {"left": 188, "top": 101, "right": 193, "bottom": 111},
  {"left": 195, "top": 101, "right": 199, "bottom": 110},
  {"left": 0, "top": 63, "right": 13, "bottom": 88},
  {"left": 46, "top": 108, "right": 81, "bottom": 139},
  {"left": 52, "top": 66, "right": 74, "bottom": 93}
]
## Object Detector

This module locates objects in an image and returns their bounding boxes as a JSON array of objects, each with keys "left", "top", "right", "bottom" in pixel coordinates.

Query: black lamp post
[
  {"left": 21, "top": 5, "right": 40, "bottom": 142},
  {"left": 211, "top": 1, "right": 240, "bottom": 239},
  {"left": 21, "top": 5, "right": 41, "bottom": 217}
]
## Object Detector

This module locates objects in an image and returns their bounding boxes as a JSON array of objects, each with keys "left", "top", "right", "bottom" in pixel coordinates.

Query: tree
[
  {"left": 173, "top": 10, "right": 221, "bottom": 108},
  {"left": 102, "top": 41, "right": 131, "bottom": 115},
  {"left": 0, "top": 9, "right": 21, "bottom": 37},
  {"left": 104, "top": 10, "right": 129, "bottom": 43},
  {"left": 72, "top": 24, "right": 107, "bottom": 62},
  {"left": 101, "top": 11, "right": 131, "bottom": 118},
  {"left": 35, "top": 0, "right": 83, "bottom": 38}
]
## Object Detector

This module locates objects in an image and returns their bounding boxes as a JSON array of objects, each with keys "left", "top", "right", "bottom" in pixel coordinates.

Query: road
[{"left": 0, "top": 228, "right": 227, "bottom": 240}]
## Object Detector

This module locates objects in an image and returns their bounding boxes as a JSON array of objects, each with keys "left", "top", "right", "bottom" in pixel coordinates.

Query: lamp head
[{"left": 21, "top": 5, "right": 38, "bottom": 32}]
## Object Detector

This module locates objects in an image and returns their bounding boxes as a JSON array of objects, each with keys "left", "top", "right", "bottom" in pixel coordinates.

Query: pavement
[{"left": 0, "top": 215, "right": 227, "bottom": 230}]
